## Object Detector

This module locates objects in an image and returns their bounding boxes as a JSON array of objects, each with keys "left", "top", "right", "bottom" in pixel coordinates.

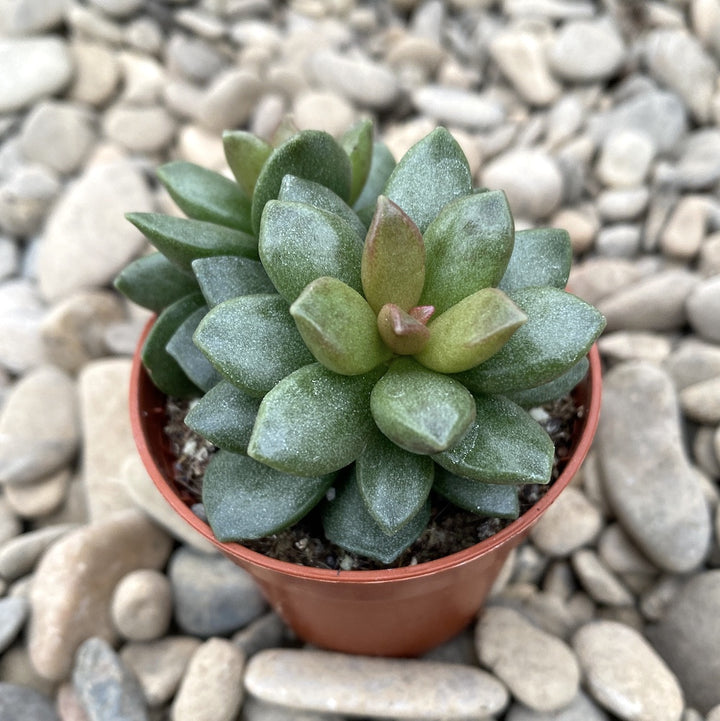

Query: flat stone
[
  {"left": 412, "top": 84, "right": 505, "bottom": 130},
  {"left": 476, "top": 606, "right": 579, "bottom": 712},
  {"left": 0, "top": 524, "right": 77, "bottom": 581},
  {"left": 597, "top": 524, "right": 656, "bottom": 576},
  {"left": 687, "top": 275, "right": 720, "bottom": 343},
  {"left": 550, "top": 205, "right": 598, "bottom": 254},
  {"left": 168, "top": 546, "right": 266, "bottom": 637},
  {"left": 0, "top": 683, "right": 59, "bottom": 721},
  {"left": 73, "top": 637, "right": 149, "bottom": 721},
  {"left": 232, "top": 612, "right": 292, "bottom": 658},
  {"left": 292, "top": 90, "right": 355, "bottom": 137},
  {"left": 37, "top": 160, "right": 152, "bottom": 303},
  {"left": 120, "top": 636, "right": 201, "bottom": 708},
  {"left": 242, "top": 696, "right": 345, "bottom": 721},
  {"left": 28, "top": 510, "right": 173, "bottom": 681},
  {"left": 0, "top": 0, "right": 69, "bottom": 35},
  {"left": 0, "top": 365, "right": 78, "bottom": 486},
  {"left": 198, "top": 69, "right": 263, "bottom": 132},
  {"left": 171, "top": 638, "right": 245, "bottom": 721},
  {"left": 505, "top": 691, "right": 610, "bottom": 720},
  {"left": 663, "top": 337, "right": 720, "bottom": 389},
  {"left": 0, "top": 597, "right": 28, "bottom": 654},
  {"left": 67, "top": 41, "right": 120, "bottom": 106},
  {"left": 597, "top": 187, "right": 650, "bottom": 222},
  {"left": 482, "top": 149, "right": 563, "bottom": 219},
  {"left": 597, "top": 269, "right": 699, "bottom": 332},
  {"left": 596, "top": 362, "right": 711, "bottom": 573},
  {"left": 79, "top": 359, "right": 141, "bottom": 520},
  {"left": 595, "top": 224, "right": 641, "bottom": 258},
  {"left": 530, "top": 487, "right": 603, "bottom": 557},
  {"left": 597, "top": 331, "right": 672, "bottom": 364},
  {"left": 103, "top": 104, "right": 176, "bottom": 154},
  {"left": 574, "top": 620, "right": 684, "bottom": 721},
  {"left": 3, "top": 466, "right": 70, "bottom": 519},
  {"left": 596, "top": 129, "right": 655, "bottom": 189},
  {"left": 668, "top": 129, "right": 720, "bottom": 190},
  {"left": 89, "top": 0, "right": 144, "bottom": 17},
  {"left": 570, "top": 550, "right": 634, "bottom": 607},
  {"left": 699, "top": 232, "right": 720, "bottom": 277},
  {"left": 245, "top": 649, "right": 509, "bottom": 719},
  {"left": 0, "top": 37, "right": 73, "bottom": 113},
  {"left": 680, "top": 377, "right": 720, "bottom": 425},
  {"left": 111, "top": 569, "right": 173, "bottom": 642},
  {"left": 660, "top": 195, "right": 710, "bottom": 260}
]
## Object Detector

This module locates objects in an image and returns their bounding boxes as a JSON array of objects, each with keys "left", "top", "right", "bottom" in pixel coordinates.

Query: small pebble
[{"left": 111, "top": 569, "right": 173, "bottom": 642}]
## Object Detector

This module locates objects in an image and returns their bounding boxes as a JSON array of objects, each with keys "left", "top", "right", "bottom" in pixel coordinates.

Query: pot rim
[{"left": 130, "top": 318, "right": 602, "bottom": 585}]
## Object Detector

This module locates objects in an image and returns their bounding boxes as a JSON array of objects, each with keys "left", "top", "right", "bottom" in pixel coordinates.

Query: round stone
[
  {"left": 103, "top": 104, "right": 176, "bottom": 154},
  {"left": 596, "top": 129, "right": 655, "bottom": 188},
  {"left": 111, "top": 569, "right": 173, "bottom": 642},
  {"left": 687, "top": 275, "right": 720, "bottom": 343}
]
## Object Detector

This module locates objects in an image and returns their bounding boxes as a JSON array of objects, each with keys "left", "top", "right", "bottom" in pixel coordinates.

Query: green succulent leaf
[
  {"left": 505, "top": 357, "right": 589, "bottom": 408},
  {"left": 184, "top": 381, "right": 261, "bottom": 454},
  {"left": 251, "top": 129, "right": 352, "bottom": 234},
  {"left": 194, "top": 294, "right": 314, "bottom": 397},
  {"left": 433, "top": 394, "right": 554, "bottom": 485},
  {"left": 222, "top": 130, "right": 272, "bottom": 198},
  {"left": 203, "top": 451, "right": 334, "bottom": 541},
  {"left": 290, "top": 277, "right": 391, "bottom": 375},
  {"left": 341, "top": 119, "right": 374, "bottom": 206},
  {"left": 165, "top": 305, "right": 222, "bottom": 392},
  {"left": 455, "top": 287, "right": 606, "bottom": 394},
  {"left": 141, "top": 293, "right": 205, "bottom": 398},
  {"left": 420, "top": 190, "right": 514, "bottom": 314},
  {"left": 356, "top": 428, "right": 434, "bottom": 535},
  {"left": 278, "top": 175, "right": 366, "bottom": 240},
  {"left": 361, "top": 196, "right": 425, "bottom": 314},
  {"left": 383, "top": 127, "right": 472, "bottom": 233},
  {"left": 322, "top": 469, "right": 431, "bottom": 564},
  {"left": 157, "top": 161, "right": 252, "bottom": 233},
  {"left": 354, "top": 142, "right": 396, "bottom": 224},
  {"left": 259, "top": 200, "right": 364, "bottom": 303},
  {"left": 126, "top": 213, "right": 258, "bottom": 273},
  {"left": 191, "top": 256, "right": 275, "bottom": 307},
  {"left": 499, "top": 228, "right": 572, "bottom": 293},
  {"left": 416, "top": 288, "right": 526, "bottom": 374},
  {"left": 114, "top": 252, "right": 198, "bottom": 312},
  {"left": 434, "top": 467, "right": 520, "bottom": 519},
  {"left": 371, "top": 357, "right": 476, "bottom": 455},
  {"left": 248, "top": 362, "right": 382, "bottom": 477},
  {"left": 376, "top": 304, "right": 430, "bottom": 356}
]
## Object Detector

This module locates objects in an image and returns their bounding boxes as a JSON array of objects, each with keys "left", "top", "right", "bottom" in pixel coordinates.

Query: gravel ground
[{"left": 1, "top": 0, "right": 720, "bottom": 719}]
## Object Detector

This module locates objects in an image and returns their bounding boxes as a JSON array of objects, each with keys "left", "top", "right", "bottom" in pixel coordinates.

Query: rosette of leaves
[{"left": 116, "top": 120, "right": 605, "bottom": 564}]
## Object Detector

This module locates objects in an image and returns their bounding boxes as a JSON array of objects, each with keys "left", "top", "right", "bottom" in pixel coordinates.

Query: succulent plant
[{"left": 116, "top": 120, "right": 605, "bottom": 564}]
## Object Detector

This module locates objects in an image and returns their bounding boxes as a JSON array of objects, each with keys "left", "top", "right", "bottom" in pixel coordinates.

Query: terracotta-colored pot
[{"left": 130, "top": 319, "right": 602, "bottom": 657}]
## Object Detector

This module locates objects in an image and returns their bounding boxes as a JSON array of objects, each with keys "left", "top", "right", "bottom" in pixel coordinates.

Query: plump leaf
[
  {"left": 185, "top": 381, "right": 261, "bottom": 453},
  {"left": 191, "top": 256, "right": 275, "bottom": 307},
  {"left": 420, "top": 190, "right": 514, "bottom": 314},
  {"left": 341, "top": 119, "right": 374, "bottom": 206},
  {"left": 126, "top": 213, "right": 258, "bottom": 273},
  {"left": 383, "top": 127, "right": 472, "bottom": 233},
  {"left": 203, "top": 451, "right": 334, "bottom": 540},
  {"left": 499, "top": 228, "right": 572, "bottom": 293},
  {"left": 455, "top": 287, "right": 606, "bottom": 394},
  {"left": 259, "top": 200, "right": 364, "bottom": 303},
  {"left": 251, "top": 130, "right": 352, "bottom": 234},
  {"left": 114, "top": 252, "right": 198, "bottom": 311},
  {"left": 157, "top": 161, "right": 252, "bottom": 233},
  {"left": 371, "top": 358, "right": 476, "bottom": 455},
  {"left": 194, "top": 294, "right": 314, "bottom": 397},
  {"left": 278, "top": 175, "right": 366, "bottom": 240},
  {"left": 416, "top": 288, "right": 526, "bottom": 374},
  {"left": 433, "top": 394, "right": 554, "bottom": 485},
  {"left": 166, "top": 305, "right": 222, "bottom": 392},
  {"left": 434, "top": 467, "right": 520, "bottom": 519},
  {"left": 141, "top": 293, "right": 205, "bottom": 398},
  {"left": 353, "top": 142, "right": 396, "bottom": 221},
  {"left": 356, "top": 428, "right": 434, "bottom": 534},
  {"left": 223, "top": 130, "right": 272, "bottom": 198},
  {"left": 376, "top": 304, "right": 430, "bottom": 356},
  {"left": 322, "top": 470, "right": 431, "bottom": 564},
  {"left": 248, "top": 363, "right": 382, "bottom": 476},
  {"left": 290, "top": 277, "right": 391, "bottom": 375},
  {"left": 505, "top": 357, "right": 589, "bottom": 408},
  {"left": 361, "top": 196, "right": 425, "bottom": 314}
]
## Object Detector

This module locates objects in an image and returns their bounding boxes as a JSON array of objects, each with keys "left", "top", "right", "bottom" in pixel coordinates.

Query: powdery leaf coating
[
  {"left": 185, "top": 381, "right": 261, "bottom": 454},
  {"left": 194, "top": 294, "right": 314, "bottom": 397},
  {"left": 433, "top": 394, "right": 554, "bottom": 485},
  {"left": 362, "top": 196, "right": 426, "bottom": 314},
  {"left": 126, "top": 212, "right": 258, "bottom": 273},
  {"left": 223, "top": 130, "right": 272, "bottom": 198},
  {"left": 505, "top": 357, "right": 589, "bottom": 408},
  {"left": 384, "top": 127, "right": 472, "bottom": 233},
  {"left": 356, "top": 428, "right": 434, "bottom": 534},
  {"left": 341, "top": 119, "right": 374, "bottom": 206},
  {"left": 259, "top": 200, "right": 364, "bottom": 304},
  {"left": 290, "top": 277, "right": 391, "bottom": 375},
  {"left": 157, "top": 160, "right": 252, "bottom": 233},
  {"left": 248, "top": 362, "right": 382, "bottom": 477},
  {"left": 203, "top": 451, "right": 334, "bottom": 540},
  {"left": 323, "top": 469, "right": 432, "bottom": 564},
  {"left": 251, "top": 129, "right": 352, "bottom": 234},
  {"left": 416, "top": 287, "right": 526, "bottom": 374},
  {"left": 191, "top": 256, "right": 275, "bottom": 307},
  {"left": 371, "top": 357, "right": 476, "bottom": 455},
  {"left": 420, "top": 190, "right": 514, "bottom": 314},
  {"left": 434, "top": 467, "right": 519, "bottom": 519}
]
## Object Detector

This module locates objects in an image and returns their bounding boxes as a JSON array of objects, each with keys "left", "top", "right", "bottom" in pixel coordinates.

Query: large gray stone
[{"left": 0, "top": 683, "right": 58, "bottom": 721}]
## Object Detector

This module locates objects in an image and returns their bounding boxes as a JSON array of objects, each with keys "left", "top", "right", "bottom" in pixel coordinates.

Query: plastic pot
[{"left": 130, "top": 319, "right": 602, "bottom": 657}]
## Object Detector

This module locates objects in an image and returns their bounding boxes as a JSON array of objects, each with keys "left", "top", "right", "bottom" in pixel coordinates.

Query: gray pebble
[
  {"left": 596, "top": 187, "right": 649, "bottom": 222},
  {"left": 680, "top": 377, "right": 720, "bottom": 425},
  {"left": 571, "top": 550, "right": 635, "bottom": 607},
  {"left": 412, "top": 84, "right": 505, "bottom": 130},
  {"left": 0, "top": 597, "right": 28, "bottom": 654},
  {"left": 505, "top": 691, "right": 610, "bottom": 720},
  {"left": 199, "top": 68, "right": 263, "bottom": 132},
  {"left": 687, "top": 275, "right": 720, "bottom": 343},
  {"left": 0, "top": 524, "right": 77, "bottom": 581},
  {"left": 103, "top": 104, "right": 176, "bottom": 154},
  {"left": 595, "top": 225, "right": 641, "bottom": 258},
  {"left": 663, "top": 337, "right": 720, "bottom": 389},
  {"left": 0, "top": 163, "right": 61, "bottom": 238},
  {"left": 0, "top": 682, "right": 58, "bottom": 721}
]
